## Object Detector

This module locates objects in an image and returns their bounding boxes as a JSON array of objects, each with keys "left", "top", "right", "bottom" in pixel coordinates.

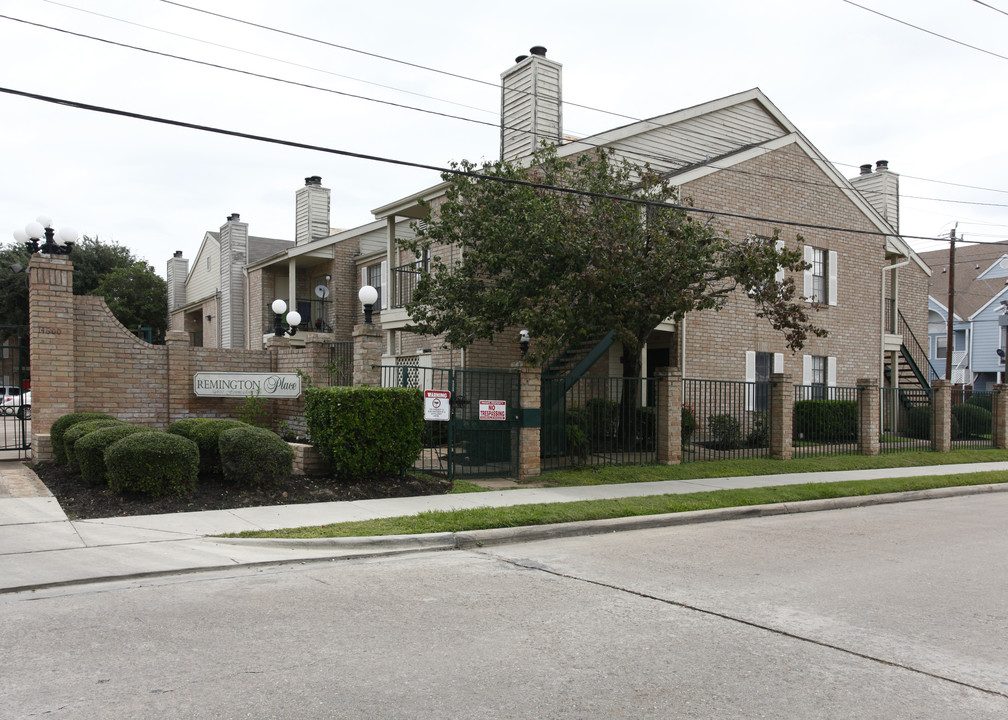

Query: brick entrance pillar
[
  {"left": 769, "top": 373, "right": 792, "bottom": 460},
  {"left": 353, "top": 323, "right": 383, "bottom": 387},
  {"left": 516, "top": 365, "right": 541, "bottom": 482},
  {"left": 931, "top": 379, "right": 952, "bottom": 453},
  {"left": 994, "top": 384, "right": 1008, "bottom": 450},
  {"left": 655, "top": 367, "right": 682, "bottom": 465},
  {"left": 856, "top": 378, "right": 880, "bottom": 456},
  {"left": 28, "top": 255, "right": 75, "bottom": 461}
]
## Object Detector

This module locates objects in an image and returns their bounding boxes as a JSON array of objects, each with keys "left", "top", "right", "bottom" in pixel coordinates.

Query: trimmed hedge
[
  {"left": 167, "top": 418, "right": 248, "bottom": 476},
  {"left": 50, "top": 412, "right": 115, "bottom": 465},
  {"left": 219, "top": 426, "right": 294, "bottom": 486},
  {"left": 305, "top": 386, "right": 423, "bottom": 479},
  {"left": 952, "top": 402, "right": 992, "bottom": 439},
  {"left": 964, "top": 393, "right": 993, "bottom": 413},
  {"left": 106, "top": 431, "right": 199, "bottom": 498},
  {"left": 75, "top": 424, "right": 150, "bottom": 487},
  {"left": 708, "top": 413, "right": 741, "bottom": 450},
  {"left": 907, "top": 405, "right": 961, "bottom": 440},
  {"left": 794, "top": 399, "right": 858, "bottom": 443},
  {"left": 63, "top": 419, "right": 124, "bottom": 471}
]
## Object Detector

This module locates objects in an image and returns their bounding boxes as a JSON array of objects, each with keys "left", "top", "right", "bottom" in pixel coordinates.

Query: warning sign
[
  {"left": 479, "top": 400, "right": 507, "bottom": 421},
  {"left": 424, "top": 390, "right": 451, "bottom": 422}
]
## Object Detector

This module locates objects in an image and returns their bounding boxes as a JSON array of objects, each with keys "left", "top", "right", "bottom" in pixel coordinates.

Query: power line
[
  {"left": 841, "top": 0, "right": 1008, "bottom": 62},
  {"left": 972, "top": 0, "right": 1008, "bottom": 18},
  {"left": 2, "top": 83, "right": 959, "bottom": 245}
]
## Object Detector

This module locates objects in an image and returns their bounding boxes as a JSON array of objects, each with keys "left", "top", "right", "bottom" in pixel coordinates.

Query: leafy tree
[
  {"left": 0, "top": 236, "right": 166, "bottom": 344},
  {"left": 400, "top": 146, "right": 826, "bottom": 381},
  {"left": 94, "top": 262, "right": 168, "bottom": 342}
]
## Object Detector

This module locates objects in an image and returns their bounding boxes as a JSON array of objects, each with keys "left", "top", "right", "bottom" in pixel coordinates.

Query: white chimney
[
  {"left": 296, "top": 176, "right": 331, "bottom": 246},
  {"left": 218, "top": 213, "right": 248, "bottom": 349},
  {"left": 849, "top": 160, "right": 899, "bottom": 233},
  {"left": 501, "top": 46, "right": 563, "bottom": 162}
]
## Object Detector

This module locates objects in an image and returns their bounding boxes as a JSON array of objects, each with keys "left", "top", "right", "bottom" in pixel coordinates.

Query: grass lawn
[{"left": 228, "top": 448, "right": 1008, "bottom": 539}]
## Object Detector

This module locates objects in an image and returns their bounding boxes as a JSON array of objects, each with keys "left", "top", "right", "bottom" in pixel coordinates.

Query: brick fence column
[
  {"left": 515, "top": 365, "right": 541, "bottom": 482},
  {"left": 353, "top": 323, "right": 383, "bottom": 387},
  {"left": 165, "top": 331, "right": 191, "bottom": 425},
  {"left": 28, "top": 255, "right": 75, "bottom": 461},
  {"left": 994, "top": 384, "right": 1008, "bottom": 450},
  {"left": 655, "top": 367, "right": 682, "bottom": 465},
  {"left": 931, "top": 379, "right": 952, "bottom": 453},
  {"left": 856, "top": 378, "right": 880, "bottom": 456},
  {"left": 769, "top": 372, "right": 792, "bottom": 460}
]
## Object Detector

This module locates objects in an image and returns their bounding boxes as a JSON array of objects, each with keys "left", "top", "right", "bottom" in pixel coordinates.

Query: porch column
[
  {"left": 857, "top": 378, "right": 880, "bottom": 456},
  {"left": 288, "top": 257, "right": 297, "bottom": 321},
  {"left": 655, "top": 367, "right": 682, "bottom": 465},
  {"left": 769, "top": 372, "right": 792, "bottom": 460},
  {"left": 931, "top": 379, "right": 952, "bottom": 452},
  {"left": 516, "top": 365, "right": 541, "bottom": 482}
]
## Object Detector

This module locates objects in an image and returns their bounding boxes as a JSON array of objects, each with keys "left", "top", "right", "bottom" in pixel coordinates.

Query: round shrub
[
  {"left": 708, "top": 413, "right": 740, "bottom": 450},
  {"left": 794, "top": 399, "right": 858, "bottom": 442},
  {"left": 63, "top": 419, "right": 124, "bottom": 471},
  {"left": 681, "top": 404, "right": 696, "bottom": 446},
  {"left": 906, "top": 405, "right": 961, "bottom": 440},
  {"left": 75, "top": 424, "right": 150, "bottom": 487},
  {"left": 964, "top": 393, "right": 993, "bottom": 413},
  {"left": 167, "top": 418, "right": 247, "bottom": 476},
  {"left": 952, "top": 402, "right": 992, "bottom": 439},
  {"left": 218, "top": 426, "right": 294, "bottom": 486},
  {"left": 105, "top": 431, "right": 199, "bottom": 498},
  {"left": 50, "top": 412, "right": 115, "bottom": 465}
]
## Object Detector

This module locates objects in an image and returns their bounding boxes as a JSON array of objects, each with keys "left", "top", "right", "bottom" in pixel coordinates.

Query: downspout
[{"left": 241, "top": 269, "right": 248, "bottom": 349}]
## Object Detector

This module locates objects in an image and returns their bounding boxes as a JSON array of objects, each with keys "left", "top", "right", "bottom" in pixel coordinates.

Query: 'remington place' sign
[{"left": 193, "top": 372, "right": 302, "bottom": 399}]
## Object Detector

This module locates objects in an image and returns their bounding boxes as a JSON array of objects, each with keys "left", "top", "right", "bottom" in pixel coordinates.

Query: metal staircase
[{"left": 893, "top": 310, "right": 939, "bottom": 409}]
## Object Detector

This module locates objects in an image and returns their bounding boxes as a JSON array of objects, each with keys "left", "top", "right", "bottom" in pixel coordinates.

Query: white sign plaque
[
  {"left": 424, "top": 389, "right": 451, "bottom": 422},
  {"left": 479, "top": 400, "right": 507, "bottom": 421},
  {"left": 193, "top": 372, "right": 301, "bottom": 398}
]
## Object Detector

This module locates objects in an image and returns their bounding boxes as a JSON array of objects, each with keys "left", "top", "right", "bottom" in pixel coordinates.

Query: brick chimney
[
  {"left": 849, "top": 160, "right": 899, "bottom": 233},
  {"left": 218, "top": 213, "right": 248, "bottom": 349},
  {"left": 295, "top": 175, "right": 331, "bottom": 246},
  {"left": 501, "top": 46, "right": 563, "bottom": 162}
]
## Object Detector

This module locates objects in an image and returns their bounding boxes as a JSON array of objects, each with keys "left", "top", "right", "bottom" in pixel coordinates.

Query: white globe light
[
  {"left": 13, "top": 229, "right": 28, "bottom": 243},
  {"left": 25, "top": 222, "right": 45, "bottom": 239},
  {"left": 35, "top": 215, "right": 52, "bottom": 228},
  {"left": 58, "top": 226, "right": 78, "bottom": 244},
  {"left": 358, "top": 285, "right": 378, "bottom": 306},
  {"left": 271, "top": 298, "right": 287, "bottom": 314},
  {"left": 286, "top": 310, "right": 301, "bottom": 327}
]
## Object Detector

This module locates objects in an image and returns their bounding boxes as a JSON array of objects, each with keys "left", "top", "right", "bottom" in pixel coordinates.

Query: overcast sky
[{"left": 2, "top": 0, "right": 1006, "bottom": 277}]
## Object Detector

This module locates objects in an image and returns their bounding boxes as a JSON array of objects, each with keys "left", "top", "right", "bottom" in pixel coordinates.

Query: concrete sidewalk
[{"left": 2, "top": 460, "right": 1007, "bottom": 594}]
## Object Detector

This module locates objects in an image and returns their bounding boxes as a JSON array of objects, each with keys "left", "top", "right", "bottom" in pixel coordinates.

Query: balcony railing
[
  {"left": 884, "top": 297, "right": 896, "bottom": 334},
  {"left": 392, "top": 263, "right": 422, "bottom": 309}
]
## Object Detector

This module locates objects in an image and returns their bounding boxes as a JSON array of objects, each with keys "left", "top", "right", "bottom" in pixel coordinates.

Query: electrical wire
[{"left": 972, "top": 0, "right": 1008, "bottom": 18}]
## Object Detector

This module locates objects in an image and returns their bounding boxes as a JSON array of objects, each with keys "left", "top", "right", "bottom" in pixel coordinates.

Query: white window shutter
[
  {"left": 380, "top": 260, "right": 389, "bottom": 309},
  {"left": 802, "top": 355, "right": 812, "bottom": 400},
  {"left": 803, "top": 245, "right": 814, "bottom": 301},
  {"left": 828, "top": 250, "right": 838, "bottom": 306},
  {"left": 360, "top": 267, "right": 367, "bottom": 289},
  {"left": 827, "top": 356, "right": 837, "bottom": 386},
  {"left": 773, "top": 353, "right": 783, "bottom": 374},
  {"left": 775, "top": 239, "right": 785, "bottom": 283},
  {"left": 745, "top": 351, "right": 756, "bottom": 411}
]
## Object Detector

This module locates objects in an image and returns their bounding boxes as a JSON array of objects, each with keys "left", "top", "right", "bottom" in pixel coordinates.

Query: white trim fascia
[
  {"left": 976, "top": 254, "right": 1008, "bottom": 280},
  {"left": 968, "top": 284, "right": 1008, "bottom": 321},
  {"left": 372, "top": 181, "right": 450, "bottom": 219},
  {"left": 246, "top": 220, "right": 389, "bottom": 272},
  {"left": 928, "top": 295, "right": 963, "bottom": 322}
]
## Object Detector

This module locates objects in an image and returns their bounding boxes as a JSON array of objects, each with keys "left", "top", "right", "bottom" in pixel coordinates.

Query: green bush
[
  {"left": 305, "top": 386, "right": 423, "bottom": 479},
  {"left": 565, "top": 406, "right": 590, "bottom": 462},
  {"left": 167, "top": 417, "right": 247, "bottom": 476},
  {"left": 964, "top": 393, "right": 993, "bottom": 413},
  {"left": 746, "top": 410, "right": 769, "bottom": 448},
  {"left": 105, "top": 431, "right": 199, "bottom": 498},
  {"left": 218, "top": 426, "right": 294, "bottom": 486},
  {"left": 76, "top": 424, "right": 150, "bottom": 487},
  {"left": 906, "top": 405, "right": 961, "bottom": 440},
  {"left": 50, "top": 412, "right": 115, "bottom": 465},
  {"left": 585, "top": 397, "right": 620, "bottom": 447},
  {"left": 635, "top": 406, "right": 656, "bottom": 451},
  {"left": 952, "top": 402, "right": 992, "bottom": 439},
  {"left": 794, "top": 399, "right": 858, "bottom": 443},
  {"left": 708, "top": 413, "right": 740, "bottom": 450},
  {"left": 63, "top": 419, "right": 124, "bottom": 471}
]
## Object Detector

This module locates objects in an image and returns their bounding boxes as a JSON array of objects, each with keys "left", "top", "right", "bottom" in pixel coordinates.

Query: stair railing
[{"left": 897, "top": 310, "right": 940, "bottom": 386}]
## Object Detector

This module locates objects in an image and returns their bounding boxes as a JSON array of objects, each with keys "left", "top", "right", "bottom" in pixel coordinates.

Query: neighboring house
[
  {"left": 168, "top": 47, "right": 931, "bottom": 397},
  {"left": 919, "top": 244, "right": 1008, "bottom": 390}
]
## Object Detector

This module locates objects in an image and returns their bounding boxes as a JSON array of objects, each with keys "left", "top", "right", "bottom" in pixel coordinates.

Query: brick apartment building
[{"left": 167, "top": 48, "right": 930, "bottom": 395}]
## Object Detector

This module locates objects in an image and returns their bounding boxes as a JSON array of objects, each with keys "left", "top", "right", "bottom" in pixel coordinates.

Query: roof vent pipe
[
  {"left": 859, "top": 164, "right": 872, "bottom": 175},
  {"left": 305, "top": 176, "right": 322, "bottom": 186},
  {"left": 173, "top": 250, "right": 183, "bottom": 258},
  {"left": 876, "top": 160, "right": 889, "bottom": 171},
  {"left": 529, "top": 46, "right": 547, "bottom": 56},
  {"left": 514, "top": 54, "right": 528, "bottom": 63},
  {"left": 227, "top": 213, "right": 240, "bottom": 222}
]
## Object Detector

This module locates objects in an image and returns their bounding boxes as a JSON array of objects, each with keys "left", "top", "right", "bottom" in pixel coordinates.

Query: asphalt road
[{"left": 3, "top": 493, "right": 1007, "bottom": 719}]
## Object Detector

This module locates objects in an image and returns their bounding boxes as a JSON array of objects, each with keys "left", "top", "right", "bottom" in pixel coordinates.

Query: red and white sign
[
  {"left": 424, "top": 389, "right": 451, "bottom": 422},
  {"left": 479, "top": 400, "right": 507, "bottom": 421}
]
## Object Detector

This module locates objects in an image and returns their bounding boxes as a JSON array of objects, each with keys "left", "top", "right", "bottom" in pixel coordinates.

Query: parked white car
[{"left": 1, "top": 386, "right": 30, "bottom": 419}]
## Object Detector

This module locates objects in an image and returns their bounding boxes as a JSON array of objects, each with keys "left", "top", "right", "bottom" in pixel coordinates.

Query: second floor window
[
  {"left": 811, "top": 248, "right": 828, "bottom": 304},
  {"left": 368, "top": 263, "right": 383, "bottom": 309}
]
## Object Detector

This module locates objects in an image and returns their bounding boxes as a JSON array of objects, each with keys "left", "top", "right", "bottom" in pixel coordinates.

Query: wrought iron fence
[
  {"left": 792, "top": 385, "right": 860, "bottom": 458},
  {"left": 880, "top": 386, "right": 933, "bottom": 453},
  {"left": 682, "top": 379, "right": 772, "bottom": 462},
  {"left": 541, "top": 376, "right": 656, "bottom": 470},
  {"left": 325, "top": 341, "right": 353, "bottom": 386},
  {"left": 951, "top": 388, "right": 994, "bottom": 449},
  {"left": 380, "top": 365, "right": 520, "bottom": 480},
  {"left": 391, "top": 264, "right": 421, "bottom": 308}
]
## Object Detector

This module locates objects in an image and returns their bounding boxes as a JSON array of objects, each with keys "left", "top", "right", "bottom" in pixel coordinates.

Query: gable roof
[{"left": 919, "top": 244, "right": 1008, "bottom": 320}]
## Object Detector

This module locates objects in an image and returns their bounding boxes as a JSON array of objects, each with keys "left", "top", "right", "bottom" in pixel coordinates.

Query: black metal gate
[
  {"left": 381, "top": 366, "right": 520, "bottom": 480},
  {"left": 0, "top": 344, "right": 31, "bottom": 459}
]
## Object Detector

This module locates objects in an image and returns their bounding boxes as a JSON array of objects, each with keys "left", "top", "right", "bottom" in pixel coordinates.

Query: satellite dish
[{"left": 314, "top": 284, "right": 330, "bottom": 299}]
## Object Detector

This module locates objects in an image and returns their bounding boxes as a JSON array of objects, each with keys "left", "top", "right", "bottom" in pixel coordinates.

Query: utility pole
[{"left": 945, "top": 225, "right": 957, "bottom": 382}]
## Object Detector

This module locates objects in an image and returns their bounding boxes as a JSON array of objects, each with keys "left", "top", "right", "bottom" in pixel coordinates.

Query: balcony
[{"left": 392, "top": 263, "right": 422, "bottom": 309}]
